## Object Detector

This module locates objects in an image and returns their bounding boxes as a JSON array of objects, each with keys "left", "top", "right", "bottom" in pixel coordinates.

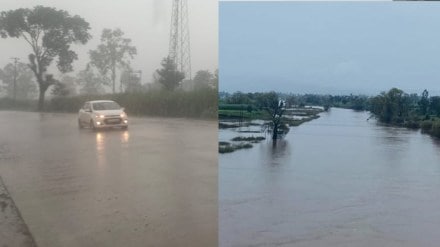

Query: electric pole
[{"left": 10, "top": 57, "right": 19, "bottom": 101}]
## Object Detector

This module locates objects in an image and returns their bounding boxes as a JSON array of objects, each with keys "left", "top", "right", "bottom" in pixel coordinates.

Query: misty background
[
  {"left": 0, "top": 0, "right": 217, "bottom": 95},
  {"left": 220, "top": 2, "right": 440, "bottom": 96}
]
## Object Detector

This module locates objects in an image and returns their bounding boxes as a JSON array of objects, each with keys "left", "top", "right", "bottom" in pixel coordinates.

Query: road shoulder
[{"left": 0, "top": 176, "right": 36, "bottom": 247}]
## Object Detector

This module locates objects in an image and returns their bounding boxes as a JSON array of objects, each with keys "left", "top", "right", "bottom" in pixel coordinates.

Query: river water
[{"left": 220, "top": 108, "right": 440, "bottom": 247}]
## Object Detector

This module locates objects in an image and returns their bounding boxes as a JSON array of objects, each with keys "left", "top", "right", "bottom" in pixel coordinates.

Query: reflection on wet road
[
  {"left": 220, "top": 108, "right": 440, "bottom": 247},
  {"left": 0, "top": 111, "right": 217, "bottom": 247}
]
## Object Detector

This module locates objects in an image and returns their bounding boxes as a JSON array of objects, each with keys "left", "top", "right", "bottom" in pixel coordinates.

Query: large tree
[
  {"left": 0, "top": 6, "right": 91, "bottom": 110},
  {"left": 370, "top": 88, "right": 410, "bottom": 123},
  {"left": 51, "top": 75, "right": 76, "bottom": 97},
  {"left": 193, "top": 70, "right": 213, "bottom": 90},
  {"left": 258, "top": 91, "right": 287, "bottom": 142},
  {"left": 155, "top": 56, "right": 185, "bottom": 91},
  {"left": 0, "top": 62, "right": 37, "bottom": 99},
  {"left": 76, "top": 67, "right": 106, "bottom": 95},
  {"left": 120, "top": 69, "right": 143, "bottom": 93},
  {"left": 89, "top": 28, "right": 137, "bottom": 93}
]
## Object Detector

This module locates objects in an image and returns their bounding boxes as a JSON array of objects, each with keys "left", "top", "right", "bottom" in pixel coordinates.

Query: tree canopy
[
  {"left": 0, "top": 5, "right": 91, "bottom": 110},
  {"left": 0, "top": 62, "right": 37, "bottom": 99},
  {"left": 76, "top": 67, "right": 106, "bottom": 95},
  {"left": 89, "top": 28, "right": 137, "bottom": 93},
  {"left": 193, "top": 70, "right": 214, "bottom": 89},
  {"left": 155, "top": 57, "right": 185, "bottom": 91}
]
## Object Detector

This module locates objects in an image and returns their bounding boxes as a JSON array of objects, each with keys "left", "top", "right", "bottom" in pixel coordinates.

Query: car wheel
[
  {"left": 78, "top": 119, "right": 83, "bottom": 129},
  {"left": 90, "top": 120, "right": 96, "bottom": 131}
]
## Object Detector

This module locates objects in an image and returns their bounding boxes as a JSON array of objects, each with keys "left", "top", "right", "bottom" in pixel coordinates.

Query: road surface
[{"left": 0, "top": 111, "right": 217, "bottom": 247}]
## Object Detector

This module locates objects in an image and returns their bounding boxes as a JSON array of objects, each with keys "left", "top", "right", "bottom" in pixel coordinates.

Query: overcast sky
[
  {"left": 0, "top": 0, "right": 217, "bottom": 85},
  {"left": 220, "top": 1, "right": 440, "bottom": 96}
]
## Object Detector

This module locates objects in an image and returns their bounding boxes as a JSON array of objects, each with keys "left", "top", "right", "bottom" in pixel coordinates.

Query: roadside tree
[
  {"left": 0, "top": 6, "right": 91, "bottom": 110},
  {"left": 193, "top": 70, "right": 213, "bottom": 89},
  {"left": 0, "top": 62, "right": 37, "bottom": 99},
  {"left": 76, "top": 67, "right": 106, "bottom": 95},
  {"left": 89, "top": 28, "right": 137, "bottom": 93},
  {"left": 155, "top": 56, "right": 185, "bottom": 91}
]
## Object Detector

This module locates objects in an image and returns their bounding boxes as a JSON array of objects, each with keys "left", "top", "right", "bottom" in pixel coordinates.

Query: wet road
[
  {"left": 0, "top": 111, "right": 217, "bottom": 247},
  {"left": 220, "top": 108, "right": 440, "bottom": 247}
]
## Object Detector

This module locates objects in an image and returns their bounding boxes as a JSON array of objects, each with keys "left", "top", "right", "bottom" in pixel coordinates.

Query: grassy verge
[
  {"left": 0, "top": 98, "right": 37, "bottom": 111},
  {"left": 0, "top": 88, "right": 217, "bottom": 119}
]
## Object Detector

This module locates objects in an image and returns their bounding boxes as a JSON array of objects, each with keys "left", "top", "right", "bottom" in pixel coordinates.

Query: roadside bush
[
  {"left": 48, "top": 88, "right": 217, "bottom": 119},
  {"left": 0, "top": 98, "right": 36, "bottom": 111}
]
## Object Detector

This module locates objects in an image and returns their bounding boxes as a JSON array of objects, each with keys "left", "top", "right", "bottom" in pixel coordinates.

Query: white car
[{"left": 78, "top": 100, "right": 128, "bottom": 130}]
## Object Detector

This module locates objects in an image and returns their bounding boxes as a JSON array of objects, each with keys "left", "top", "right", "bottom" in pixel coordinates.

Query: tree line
[
  {"left": 0, "top": 6, "right": 217, "bottom": 111},
  {"left": 221, "top": 88, "right": 440, "bottom": 138}
]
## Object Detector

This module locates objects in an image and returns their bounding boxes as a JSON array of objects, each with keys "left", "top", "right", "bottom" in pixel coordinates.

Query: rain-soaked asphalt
[{"left": 0, "top": 111, "right": 217, "bottom": 247}]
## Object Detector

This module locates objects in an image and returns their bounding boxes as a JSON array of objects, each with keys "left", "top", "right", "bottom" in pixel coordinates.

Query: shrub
[
  {"left": 420, "top": 120, "right": 433, "bottom": 132},
  {"left": 47, "top": 88, "right": 217, "bottom": 119},
  {"left": 431, "top": 121, "right": 440, "bottom": 138}
]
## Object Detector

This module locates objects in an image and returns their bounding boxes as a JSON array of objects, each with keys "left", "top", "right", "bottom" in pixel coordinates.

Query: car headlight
[
  {"left": 120, "top": 112, "right": 126, "bottom": 118},
  {"left": 95, "top": 114, "right": 105, "bottom": 118}
]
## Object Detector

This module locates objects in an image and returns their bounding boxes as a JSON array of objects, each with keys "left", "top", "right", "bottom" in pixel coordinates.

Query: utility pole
[{"left": 10, "top": 57, "right": 19, "bottom": 102}]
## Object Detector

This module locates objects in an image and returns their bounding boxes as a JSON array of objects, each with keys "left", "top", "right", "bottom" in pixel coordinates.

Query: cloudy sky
[
  {"left": 0, "top": 0, "right": 217, "bottom": 86},
  {"left": 220, "top": 1, "right": 440, "bottom": 96}
]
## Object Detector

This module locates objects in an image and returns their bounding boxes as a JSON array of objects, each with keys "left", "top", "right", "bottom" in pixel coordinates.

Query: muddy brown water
[
  {"left": 220, "top": 108, "right": 440, "bottom": 247},
  {"left": 0, "top": 111, "right": 217, "bottom": 247}
]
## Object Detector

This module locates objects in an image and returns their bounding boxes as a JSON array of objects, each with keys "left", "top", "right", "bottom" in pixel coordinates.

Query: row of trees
[
  {"left": 230, "top": 92, "right": 370, "bottom": 111},
  {"left": 370, "top": 88, "right": 440, "bottom": 124},
  {"left": 0, "top": 6, "right": 216, "bottom": 110},
  {"left": 221, "top": 89, "right": 440, "bottom": 139}
]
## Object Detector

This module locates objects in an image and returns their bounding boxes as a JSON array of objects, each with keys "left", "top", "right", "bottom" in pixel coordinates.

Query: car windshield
[{"left": 92, "top": 102, "right": 121, "bottom": 110}]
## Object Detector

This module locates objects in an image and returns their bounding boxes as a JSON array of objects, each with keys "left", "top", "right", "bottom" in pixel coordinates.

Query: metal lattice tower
[{"left": 169, "top": 0, "right": 191, "bottom": 80}]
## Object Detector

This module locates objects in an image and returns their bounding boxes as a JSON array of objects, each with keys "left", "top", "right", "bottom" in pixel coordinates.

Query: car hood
[{"left": 94, "top": 110, "right": 124, "bottom": 115}]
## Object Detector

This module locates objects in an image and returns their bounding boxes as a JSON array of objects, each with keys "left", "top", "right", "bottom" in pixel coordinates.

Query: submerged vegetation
[
  {"left": 231, "top": 136, "right": 265, "bottom": 142},
  {"left": 219, "top": 141, "right": 253, "bottom": 154},
  {"left": 219, "top": 91, "right": 324, "bottom": 142},
  {"left": 218, "top": 135, "right": 266, "bottom": 153}
]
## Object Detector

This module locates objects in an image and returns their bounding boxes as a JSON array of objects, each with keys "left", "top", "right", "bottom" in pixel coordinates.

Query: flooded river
[{"left": 220, "top": 108, "right": 440, "bottom": 247}]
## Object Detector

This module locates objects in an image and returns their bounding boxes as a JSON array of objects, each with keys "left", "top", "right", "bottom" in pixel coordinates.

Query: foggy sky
[
  {"left": 220, "top": 2, "right": 440, "bottom": 96},
  {"left": 0, "top": 0, "right": 217, "bottom": 87}
]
